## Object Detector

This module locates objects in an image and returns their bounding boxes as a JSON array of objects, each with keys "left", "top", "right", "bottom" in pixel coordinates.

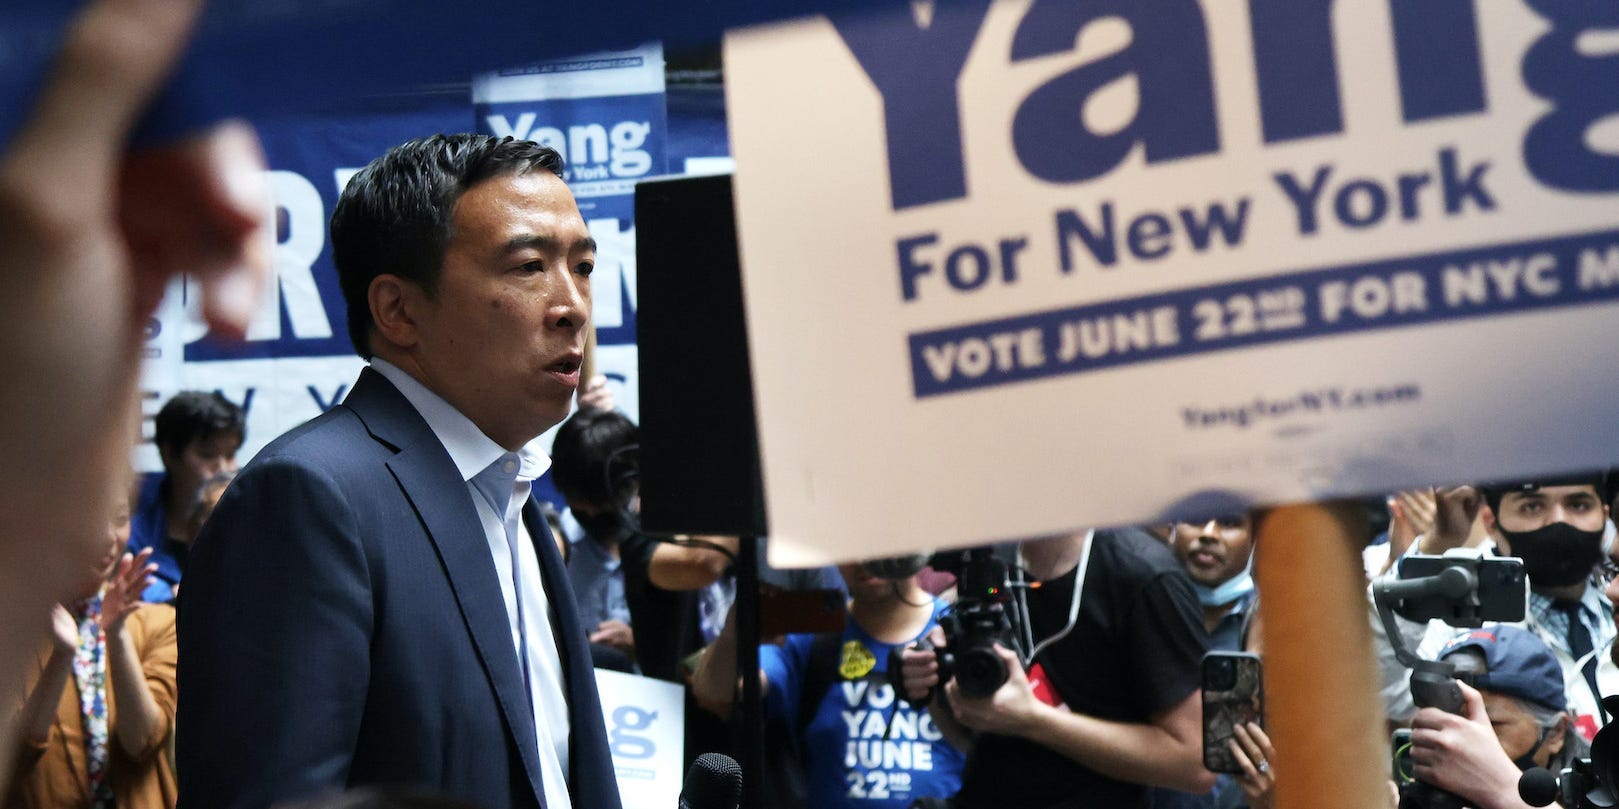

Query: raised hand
[
  {"left": 0, "top": 0, "right": 269, "bottom": 614},
  {"left": 1422, "top": 486, "right": 1483, "bottom": 554},
  {"left": 100, "top": 548, "right": 156, "bottom": 636}
]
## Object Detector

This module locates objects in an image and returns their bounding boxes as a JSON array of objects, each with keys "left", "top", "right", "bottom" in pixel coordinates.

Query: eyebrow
[{"left": 503, "top": 234, "right": 597, "bottom": 255}]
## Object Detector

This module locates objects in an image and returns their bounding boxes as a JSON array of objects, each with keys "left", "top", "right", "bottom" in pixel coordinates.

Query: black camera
[
  {"left": 1373, "top": 551, "right": 1529, "bottom": 809},
  {"left": 1520, "top": 695, "right": 1619, "bottom": 808},
  {"left": 880, "top": 547, "right": 1026, "bottom": 701}
]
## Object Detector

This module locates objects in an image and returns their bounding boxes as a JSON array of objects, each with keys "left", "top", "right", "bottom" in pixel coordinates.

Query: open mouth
[{"left": 548, "top": 358, "right": 581, "bottom": 374}]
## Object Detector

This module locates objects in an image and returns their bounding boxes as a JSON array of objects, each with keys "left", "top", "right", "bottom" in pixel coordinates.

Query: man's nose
[{"left": 547, "top": 270, "right": 589, "bottom": 331}]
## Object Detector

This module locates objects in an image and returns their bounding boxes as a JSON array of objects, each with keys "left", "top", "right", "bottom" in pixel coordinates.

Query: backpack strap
[{"left": 797, "top": 630, "right": 846, "bottom": 737}]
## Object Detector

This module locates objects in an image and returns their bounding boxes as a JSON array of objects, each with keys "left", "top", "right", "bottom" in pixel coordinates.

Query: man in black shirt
[{"left": 900, "top": 528, "right": 1214, "bottom": 808}]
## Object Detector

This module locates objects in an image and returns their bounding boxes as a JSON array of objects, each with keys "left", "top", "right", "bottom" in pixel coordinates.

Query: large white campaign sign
[
  {"left": 724, "top": 1, "right": 1619, "bottom": 565},
  {"left": 594, "top": 669, "right": 686, "bottom": 809}
]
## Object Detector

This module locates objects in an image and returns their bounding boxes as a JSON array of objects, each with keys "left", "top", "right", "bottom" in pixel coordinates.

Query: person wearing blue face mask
[
  {"left": 1170, "top": 516, "right": 1258, "bottom": 650},
  {"left": 1153, "top": 517, "right": 1259, "bottom": 809}
]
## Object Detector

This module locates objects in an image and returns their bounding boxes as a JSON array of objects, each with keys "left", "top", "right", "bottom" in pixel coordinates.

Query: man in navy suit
[{"left": 176, "top": 134, "right": 621, "bottom": 809}]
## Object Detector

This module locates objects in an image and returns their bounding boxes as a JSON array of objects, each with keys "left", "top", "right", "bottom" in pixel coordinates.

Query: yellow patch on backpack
[{"left": 838, "top": 639, "right": 876, "bottom": 680}]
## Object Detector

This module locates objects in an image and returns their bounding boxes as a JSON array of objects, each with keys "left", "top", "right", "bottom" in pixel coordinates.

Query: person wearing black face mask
[
  {"left": 550, "top": 408, "right": 738, "bottom": 684},
  {"left": 1372, "top": 474, "right": 1617, "bottom": 742},
  {"left": 552, "top": 409, "right": 642, "bottom": 664},
  {"left": 1482, "top": 476, "right": 1615, "bottom": 739},
  {"left": 1407, "top": 625, "right": 1588, "bottom": 809}
]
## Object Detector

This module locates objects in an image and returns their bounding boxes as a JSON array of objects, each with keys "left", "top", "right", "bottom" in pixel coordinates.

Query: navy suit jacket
[{"left": 176, "top": 368, "right": 622, "bottom": 809}]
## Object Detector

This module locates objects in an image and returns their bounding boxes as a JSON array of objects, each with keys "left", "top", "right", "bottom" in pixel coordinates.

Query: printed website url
[{"left": 1182, "top": 383, "right": 1421, "bottom": 430}]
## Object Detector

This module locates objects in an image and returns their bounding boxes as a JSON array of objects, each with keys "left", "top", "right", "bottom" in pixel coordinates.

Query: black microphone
[
  {"left": 678, "top": 752, "right": 742, "bottom": 809},
  {"left": 1518, "top": 766, "right": 1560, "bottom": 807}
]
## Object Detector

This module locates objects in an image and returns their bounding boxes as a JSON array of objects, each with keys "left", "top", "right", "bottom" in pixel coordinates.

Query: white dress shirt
[{"left": 372, "top": 359, "right": 572, "bottom": 809}]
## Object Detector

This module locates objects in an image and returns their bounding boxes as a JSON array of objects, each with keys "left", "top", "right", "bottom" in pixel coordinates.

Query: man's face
[
  {"left": 1171, "top": 516, "right": 1254, "bottom": 587},
  {"left": 161, "top": 431, "right": 240, "bottom": 501},
  {"left": 407, "top": 172, "right": 593, "bottom": 450},
  {"left": 1481, "top": 690, "right": 1562, "bottom": 769},
  {"left": 1493, "top": 485, "right": 1607, "bottom": 541}
]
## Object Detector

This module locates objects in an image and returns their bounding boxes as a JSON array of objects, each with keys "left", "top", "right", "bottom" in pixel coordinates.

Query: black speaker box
[{"left": 634, "top": 173, "right": 767, "bottom": 537}]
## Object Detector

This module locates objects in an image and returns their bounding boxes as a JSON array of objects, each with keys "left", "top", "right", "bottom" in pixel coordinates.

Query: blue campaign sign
[
  {"left": 723, "top": 2, "right": 1619, "bottom": 565},
  {"left": 477, "top": 93, "right": 668, "bottom": 223}
]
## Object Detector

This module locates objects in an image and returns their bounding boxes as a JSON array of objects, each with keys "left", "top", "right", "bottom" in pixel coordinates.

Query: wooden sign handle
[{"left": 1255, "top": 502, "right": 1390, "bottom": 809}]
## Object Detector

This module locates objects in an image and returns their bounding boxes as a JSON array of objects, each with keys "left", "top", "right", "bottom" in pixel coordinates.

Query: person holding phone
[
  {"left": 1171, "top": 516, "right": 1259, "bottom": 647},
  {"left": 1155, "top": 517, "right": 1260, "bottom": 809},
  {"left": 1373, "top": 476, "right": 1615, "bottom": 739}
]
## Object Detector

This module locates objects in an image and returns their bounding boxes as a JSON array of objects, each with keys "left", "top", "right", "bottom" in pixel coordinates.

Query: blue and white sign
[
  {"left": 594, "top": 668, "right": 686, "bottom": 809},
  {"left": 723, "top": 1, "right": 1619, "bottom": 565}
]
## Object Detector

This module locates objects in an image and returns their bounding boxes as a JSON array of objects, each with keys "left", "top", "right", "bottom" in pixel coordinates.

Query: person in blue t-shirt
[
  {"left": 692, "top": 561, "right": 967, "bottom": 809},
  {"left": 129, "top": 391, "right": 244, "bottom": 602}
]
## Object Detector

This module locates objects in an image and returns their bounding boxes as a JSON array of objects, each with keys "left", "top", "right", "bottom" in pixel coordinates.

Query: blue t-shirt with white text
[{"left": 760, "top": 600, "right": 966, "bottom": 809}]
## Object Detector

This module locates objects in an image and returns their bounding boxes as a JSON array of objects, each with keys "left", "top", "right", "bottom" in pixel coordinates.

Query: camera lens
[
  {"left": 1207, "top": 658, "right": 1238, "bottom": 691},
  {"left": 956, "top": 646, "right": 1009, "bottom": 697}
]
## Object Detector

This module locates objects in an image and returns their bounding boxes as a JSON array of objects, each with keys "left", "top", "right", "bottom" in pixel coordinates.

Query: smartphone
[
  {"left": 1393, "top": 555, "right": 1527, "bottom": 624},
  {"left": 1391, "top": 729, "right": 1416, "bottom": 786},
  {"left": 1202, "top": 651, "right": 1264, "bottom": 774}
]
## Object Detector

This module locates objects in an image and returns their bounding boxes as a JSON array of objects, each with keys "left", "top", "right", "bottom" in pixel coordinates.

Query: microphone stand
[{"left": 735, "top": 535, "right": 763, "bottom": 809}]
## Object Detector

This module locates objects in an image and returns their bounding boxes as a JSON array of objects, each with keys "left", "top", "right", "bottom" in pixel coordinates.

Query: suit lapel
[
  {"left": 525, "top": 500, "right": 618, "bottom": 808},
  {"left": 345, "top": 369, "right": 546, "bottom": 805}
]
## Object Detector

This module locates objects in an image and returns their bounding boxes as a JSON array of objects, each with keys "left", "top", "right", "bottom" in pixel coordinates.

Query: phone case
[{"left": 1202, "top": 652, "right": 1264, "bottom": 774}]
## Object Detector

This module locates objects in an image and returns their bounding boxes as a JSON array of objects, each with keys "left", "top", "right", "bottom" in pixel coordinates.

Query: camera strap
[{"left": 1024, "top": 529, "right": 1094, "bottom": 667}]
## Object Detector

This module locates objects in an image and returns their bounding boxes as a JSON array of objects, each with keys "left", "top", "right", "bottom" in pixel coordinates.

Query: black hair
[
  {"left": 154, "top": 391, "right": 245, "bottom": 456},
  {"left": 330, "top": 134, "right": 566, "bottom": 359},
  {"left": 549, "top": 409, "right": 638, "bottom": 510},
  {"left": 1480, "top": 471, "right": 1611, "bottom": 515}
]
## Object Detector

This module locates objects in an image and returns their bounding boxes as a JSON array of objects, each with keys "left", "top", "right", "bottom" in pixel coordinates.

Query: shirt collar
[
  {"left": 371, "top": 358, "right": 551, "bottom": 483},
  {"left": 1528, "top": 578, "right": 1610, "bottom": 618}
]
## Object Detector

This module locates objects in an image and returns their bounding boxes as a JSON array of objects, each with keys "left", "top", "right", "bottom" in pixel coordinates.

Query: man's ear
[
  {"left": 1481, "top": 502, "right": 1504, "bottom": 550},
  {"left": 1546, "top": 714, "right": 1568, "bottom": 758},
  {"left": 368, "top": 274, "right": 420, "bottom": 351}
]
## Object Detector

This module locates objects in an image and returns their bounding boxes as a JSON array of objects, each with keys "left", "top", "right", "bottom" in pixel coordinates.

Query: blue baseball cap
[{"left": 1438, "top": 625, "right": 1567, "bottom": 712}]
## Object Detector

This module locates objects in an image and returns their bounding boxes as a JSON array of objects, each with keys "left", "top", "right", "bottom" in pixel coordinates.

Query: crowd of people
[
  {"left": 11, "top": 431, "right": 1617, "bottom": 809},
  {"left": 0, "top": 0, "right": 1615, "bottom": 807}
]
